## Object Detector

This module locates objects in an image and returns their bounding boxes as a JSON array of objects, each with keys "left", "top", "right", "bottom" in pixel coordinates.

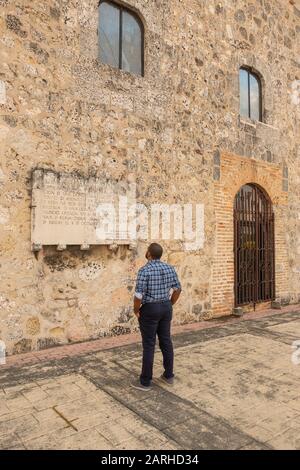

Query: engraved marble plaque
[{"left": 31, "top": 169, "right": 136, "bottom": 248}]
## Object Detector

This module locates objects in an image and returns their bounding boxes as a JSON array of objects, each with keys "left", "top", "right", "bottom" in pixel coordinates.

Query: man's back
[{"left": 135, "top": 259, "right": 181, "bottom": 304}]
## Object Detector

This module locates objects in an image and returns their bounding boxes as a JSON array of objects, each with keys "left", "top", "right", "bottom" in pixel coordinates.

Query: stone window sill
[{"left": 239, "top": 115, "right": 279, "bottom": 132}]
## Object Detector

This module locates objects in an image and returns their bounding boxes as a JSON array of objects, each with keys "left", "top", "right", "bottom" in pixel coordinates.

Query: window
[
  {"left": 239, "top": 68, "right": 262, "bottom": 121},
  {"left": 98, "top": 1, "right": 144, "bottom": 76}
]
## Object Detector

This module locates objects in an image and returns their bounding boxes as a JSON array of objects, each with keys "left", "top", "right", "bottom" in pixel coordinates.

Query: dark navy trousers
[{"left": 138, "top": 300, "right": 174, "bottom": 387}]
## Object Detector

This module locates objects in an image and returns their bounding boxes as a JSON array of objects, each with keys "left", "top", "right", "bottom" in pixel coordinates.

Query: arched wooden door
[{"left": 234, "top": 184, "right": 275, "bottom": 308}]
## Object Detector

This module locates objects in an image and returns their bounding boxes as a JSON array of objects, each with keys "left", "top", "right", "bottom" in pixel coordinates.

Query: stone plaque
[{"left": 31, "top": 169, "right": 136, "bottom": 249}]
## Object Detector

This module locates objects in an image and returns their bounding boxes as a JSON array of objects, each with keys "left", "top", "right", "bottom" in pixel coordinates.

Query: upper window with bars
[
  {"left": 98, "top": 1, "right": 144, "bottom": 76},
  {"left": 239, "top": 67, "right": 262, "bottom": 122}
]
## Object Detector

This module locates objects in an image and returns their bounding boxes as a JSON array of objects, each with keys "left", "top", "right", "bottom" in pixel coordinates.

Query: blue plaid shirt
[{"left": 134, "top": 260, "right": 181, "bottom": 304}]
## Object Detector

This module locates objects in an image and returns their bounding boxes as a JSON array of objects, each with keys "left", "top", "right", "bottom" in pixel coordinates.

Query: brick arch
[
  {"left": 212, "top": 151, "right": 288, "bottom": 317},
  {"left": 229, "top": 179, "right": 277, "bottom": 206},
  {"left": 220, "top": 158, "right": 282, "bottom": 206},
  {"left": 233, "top": 181, "right": 272, "bottom": 204}
]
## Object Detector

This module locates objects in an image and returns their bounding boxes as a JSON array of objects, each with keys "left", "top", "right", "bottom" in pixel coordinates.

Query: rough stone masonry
[{"left": 0, "top": 0, "right": 299, "bottom": 355}]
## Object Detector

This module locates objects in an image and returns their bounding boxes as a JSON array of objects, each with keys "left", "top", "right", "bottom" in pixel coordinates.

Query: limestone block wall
[{"left": 0, "top": 0, "right": 299, "bottom": 354}]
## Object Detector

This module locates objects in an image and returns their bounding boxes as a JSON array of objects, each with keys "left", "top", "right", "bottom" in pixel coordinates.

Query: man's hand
[
  {"left": 134, "top": 309, "right": 140, "bottom": 319},
  {"left": 171, "top": 288, "right": 181, "bottom": 305},
  {"left": 134, "top": 296, "right": 142, "bottom": 319}
]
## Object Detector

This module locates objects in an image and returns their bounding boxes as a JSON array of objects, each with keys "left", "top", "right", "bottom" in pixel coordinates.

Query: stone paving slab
[
  {"left": 267, "top": 319, "right": 300, "bottom": 338},
  {"left": 0, "top": 307, "right": 300, "bottom": 449}
]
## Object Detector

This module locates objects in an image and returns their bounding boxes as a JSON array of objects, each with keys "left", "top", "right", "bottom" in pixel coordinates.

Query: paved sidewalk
[{"left": 0, "top": 305, "right": 300, "bottom": 450}]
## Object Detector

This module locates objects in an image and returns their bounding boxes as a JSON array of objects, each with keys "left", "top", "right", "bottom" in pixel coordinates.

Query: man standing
[{"left": 131, "top": 243, "right": 181, "bottom": 391}]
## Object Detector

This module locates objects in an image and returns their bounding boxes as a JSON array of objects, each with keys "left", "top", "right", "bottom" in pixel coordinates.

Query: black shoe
[
  {"left": 159, "top": 374, "right": 174, "bottom": 385},
  {"left": 130, "top": 380, "right": 152, "bottom": 391}
]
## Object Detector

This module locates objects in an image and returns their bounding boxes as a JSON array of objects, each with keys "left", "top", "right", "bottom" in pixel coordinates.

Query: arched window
[
  {"left": 98, "top": 1, "right": 144, "bottom": 76},
  {"left": 239, "top": 68, "right": 262, "bottom": 121}
]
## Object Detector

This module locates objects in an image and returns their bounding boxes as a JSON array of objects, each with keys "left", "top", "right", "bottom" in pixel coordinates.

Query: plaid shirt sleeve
[
  {"left": 171, "top": 267, "right": 181, "bottom": 291},
  {"left": 134, "top": 268, "right": 148, "bottom": 300}
]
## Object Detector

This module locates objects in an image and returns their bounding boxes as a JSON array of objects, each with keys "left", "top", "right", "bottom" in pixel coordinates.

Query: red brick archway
[{"left": 212, "top": 152, "right": 288, "bottom": 317}]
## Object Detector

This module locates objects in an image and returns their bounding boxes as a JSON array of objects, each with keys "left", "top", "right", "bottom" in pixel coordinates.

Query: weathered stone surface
[
  {"left": 192, "top": 304, "right": 203, "bottom": 315},
  {"left": 25, "top": 317, "right": 40, "bottom": 336},
  {"left": 5, "top": 14, "right": 27, "bottom": 38},
  {"left": 12, "top": 339, "right": 32, "bottom": 355},
  {"left": 65, "top": 318, "right": 89, "bottom": 343},
  {"left": 36, "top": 338, "right": 61, "bottom": 350}
]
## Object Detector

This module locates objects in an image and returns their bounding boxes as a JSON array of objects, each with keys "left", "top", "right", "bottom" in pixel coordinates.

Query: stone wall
[{"left": 0, "top": 0, "right": 299, "bottom": 354}]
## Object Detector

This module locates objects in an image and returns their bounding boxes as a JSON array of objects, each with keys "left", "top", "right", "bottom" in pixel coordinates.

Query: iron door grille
[{"left": 234, "top": 184, "right": 275, "bottom": 308}]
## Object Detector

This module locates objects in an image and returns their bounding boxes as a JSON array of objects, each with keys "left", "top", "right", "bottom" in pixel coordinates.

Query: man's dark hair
[{"left": 148, "top": 243, "right": 163, "bottom": 260}]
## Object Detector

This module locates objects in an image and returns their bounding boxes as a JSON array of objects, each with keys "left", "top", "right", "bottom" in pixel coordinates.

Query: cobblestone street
[{"left": 1, "top": 306, "right": 300, "bottom": 450}]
